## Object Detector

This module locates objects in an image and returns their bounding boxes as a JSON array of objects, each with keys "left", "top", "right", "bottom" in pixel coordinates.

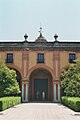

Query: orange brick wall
[
  {"left": 60, "top": 51, "right": 69, "bottom": 70},
  {"left": 45, "top": 52, "right": 53, "bottom": 69},
  {"left": 14, "top": 51, "right": 22, "bottom": 69},
  {"left": 0, "top": 50, "right": 80, "bottom": 78},
  {"left": 0, "top": 52, "right": 6, "bottom": 63},
  {"left": 29, "top": 51, "right": 36, "bottom": 69}
]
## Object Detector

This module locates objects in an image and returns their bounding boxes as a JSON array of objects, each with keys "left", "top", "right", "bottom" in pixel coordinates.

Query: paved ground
[{"left": 0, "top": 103, "right": 80, "bottom": 120}]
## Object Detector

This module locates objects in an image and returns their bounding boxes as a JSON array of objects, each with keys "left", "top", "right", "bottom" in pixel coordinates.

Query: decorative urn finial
[
  {"left": 24, "top": 33, "right": 28, "bottom": 41},
  {"left": 54, "top": 33, "right": 58, "bottom": 41}
]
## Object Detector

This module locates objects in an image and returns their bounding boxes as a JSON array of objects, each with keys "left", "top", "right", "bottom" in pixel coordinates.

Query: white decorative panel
[
  {"left": 26, "top": 84, "right": 28, "bottom": 102},
  {"left": 58, "top": 84, "right": 60, "bottom": 102},
  {"left": 54, "top": 84, "right": 56, "bottom": 102},
  {"left": 22, "top": 84, "right": 24, "bottom": 101}
]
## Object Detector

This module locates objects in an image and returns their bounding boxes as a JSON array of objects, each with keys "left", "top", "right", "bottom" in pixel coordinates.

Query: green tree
[
  {"left": 0, "top": 62, "right": 20, "bottom": 97},
  {"left": 60, "top": 59, "right": 80, "bottom": 97}
]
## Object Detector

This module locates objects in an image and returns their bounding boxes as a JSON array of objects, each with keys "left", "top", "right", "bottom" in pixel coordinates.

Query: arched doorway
[
  {"left": 15, "top": 69, "right": 22, "bottom": 90},
  {"left": 29, "top": 68, "right": 53, "bottom": 101},
  {"left": 8, "top": 67, "right": 22, "bottom": 90}
]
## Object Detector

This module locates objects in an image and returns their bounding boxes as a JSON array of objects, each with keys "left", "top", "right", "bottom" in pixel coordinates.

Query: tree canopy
[
  {"left": 0, "top": 62, "right": 20, "bottom": 97},
  {"left": 60, "top": 59, "right": 80, "bottom": 97}
]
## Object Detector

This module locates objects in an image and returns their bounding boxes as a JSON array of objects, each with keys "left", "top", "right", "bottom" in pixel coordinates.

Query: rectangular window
[
  {"left": 69, "top": 53, "right": 76, "bottom": 63},
  {"left": 37, "top": 53, "right": 44, "bottom": 63},
  {"left": 6, "top": 53, "right": 13, "bottom": 63}
]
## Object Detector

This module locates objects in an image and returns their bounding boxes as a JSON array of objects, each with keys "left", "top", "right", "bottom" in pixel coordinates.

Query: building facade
[{"left": 0, "top": 31, "right": 80, "bottom": 102}]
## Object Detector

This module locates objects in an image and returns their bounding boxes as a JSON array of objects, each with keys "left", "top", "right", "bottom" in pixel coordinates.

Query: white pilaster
[
  {"left": 54, "top": 84, "right": 56, "bottom": 102},
  {"left": 58, "top": 84, "right": 61, "bottom": 102},
  {"left": 22, "top": 84, "right": 24, "bottom": 102},
  {"left": 26, "top": 83, "right": 28, "bottom": 102}
]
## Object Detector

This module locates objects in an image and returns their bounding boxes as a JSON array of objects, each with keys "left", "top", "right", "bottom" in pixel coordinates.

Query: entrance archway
[
  {"left": 8, "top": 67, "right": 22, "bottom": 90},
  {"left": 29, "top": 68, "right": 53, "bottom": 101},
  {"left": 15, "top": 69, "right": 22, "bottom": 90}
]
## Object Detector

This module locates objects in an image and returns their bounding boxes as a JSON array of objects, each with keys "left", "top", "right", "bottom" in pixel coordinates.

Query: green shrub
[
  {"left": 61, "top": 96, "right": 80, "bottom": 112},
  {"left": 0, "top": 96, "right": 21, "bottom": 111}
]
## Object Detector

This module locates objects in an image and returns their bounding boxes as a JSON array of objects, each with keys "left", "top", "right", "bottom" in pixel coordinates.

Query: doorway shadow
[{"left": 29, "top": 100, "right": 52, "bottom": 103}]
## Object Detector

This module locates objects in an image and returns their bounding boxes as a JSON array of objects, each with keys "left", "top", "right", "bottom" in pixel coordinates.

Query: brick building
[{"left": 0, "top": 29, "right": 80, "bottom": 102}]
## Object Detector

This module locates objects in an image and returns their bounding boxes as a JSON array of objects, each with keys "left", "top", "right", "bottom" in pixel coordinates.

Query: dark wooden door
[{"left": 34, "top": 79, "right": 48, "bottom": 101}]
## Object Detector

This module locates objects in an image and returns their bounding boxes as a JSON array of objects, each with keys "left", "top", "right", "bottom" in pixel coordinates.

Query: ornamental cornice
[{"left": 0, "top": 41, "right": 80, "bottom": 51}]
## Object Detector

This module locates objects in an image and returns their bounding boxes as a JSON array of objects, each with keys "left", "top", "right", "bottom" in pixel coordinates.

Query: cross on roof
[{"left": 38, "top": 27, "right": 43, "bottom": 34}]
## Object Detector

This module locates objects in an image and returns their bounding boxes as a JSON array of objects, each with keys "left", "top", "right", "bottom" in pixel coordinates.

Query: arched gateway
[
  {"left": 29, "top": 68, "right": 53, "bottom": 101},
  {"left": 7, "top": 65, "right": 22, "bottom": 90},
  {"left": 1, "top": 29, "right": 79, "bottom": 103}
]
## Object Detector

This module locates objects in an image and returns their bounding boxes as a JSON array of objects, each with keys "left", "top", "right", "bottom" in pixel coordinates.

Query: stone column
[
  {"left": 21, "top": 80, "right": 29, "bottom": 102},
  {"left": 22, "top": 49, "right": 29, "bottom": 102},
  {"left": 58, "top": 84, "right": 60, "bottom": 102},
  {"left": 53, "top": 84, "right": 56, "bottom": 102},
  {"left": 53, "top": 83, "right": 61, "bottom": 102},
  {"left": 25, "top": 82, "right": 29, "bottom": 102},
  {"left": 53, "top": 51, "right": 61, "bottom": 102},
  {"left": 22, "top": 83, "right": 24, "bottom": 102}
]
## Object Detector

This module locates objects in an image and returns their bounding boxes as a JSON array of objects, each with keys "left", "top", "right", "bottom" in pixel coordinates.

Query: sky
[{"left": 0, "top": 0, "right": 80, "bottom": 42}]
